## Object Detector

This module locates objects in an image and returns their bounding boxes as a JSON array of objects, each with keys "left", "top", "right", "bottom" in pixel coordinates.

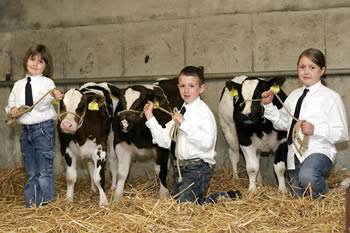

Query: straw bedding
[{"left": 0, "top": 167, "right": 348, "bottom": 233}]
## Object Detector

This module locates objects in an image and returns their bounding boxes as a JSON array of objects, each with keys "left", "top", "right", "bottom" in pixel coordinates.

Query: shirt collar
[
  {"left": 182, "top": 96, "right": 201, "bottom": 112},
  {"left": 25, "top": 74, "right": 43, "bottom": 79},
  {"left": 303, "top": 80, "right": 321, "bottom": 95}
]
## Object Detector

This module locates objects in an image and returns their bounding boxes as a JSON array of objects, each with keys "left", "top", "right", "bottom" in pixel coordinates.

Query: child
[
  {"left": 144, "top": 66, "right": 240, "bottom": 204},
  {"left": 261, "top": 48, "right": 349, "bottom": 199},
  {"left": 5, "top": 44, "right": 64, "bottom": 207}
]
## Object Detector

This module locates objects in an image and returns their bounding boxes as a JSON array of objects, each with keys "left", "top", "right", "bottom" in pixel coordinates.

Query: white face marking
[
  {"left": 63, "top": 89, "right": 82, "bottom": 114},
  {"left": 125, "top": 88, "right": 141, "bottom": 110},
  {"left": 241, "top": 79, "right": 259, "bottom": 115},
  {"left": 60, "top": 89, "right": 83, "bottom": 132}
]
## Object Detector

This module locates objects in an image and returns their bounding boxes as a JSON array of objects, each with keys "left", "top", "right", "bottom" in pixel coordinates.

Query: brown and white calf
[
  {"left": 58, "top": 82, "right": 119, "bottom": 206},
  {"left": 110, "top": 78, "right": 183, "bottom": 199},
  {"left": 218, "top": 76, "right": 288, "bottom": 193}
]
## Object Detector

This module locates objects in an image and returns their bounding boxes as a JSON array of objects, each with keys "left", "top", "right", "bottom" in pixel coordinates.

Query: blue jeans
[
  {"left": 20, "top": 120, "right": 56, "bottom": 208},
  {"left": 288, "top": 153, "right": 332, "bottom": 199},
  {"left": 173, "top": 160, "right": 232, "bottom": 204}
]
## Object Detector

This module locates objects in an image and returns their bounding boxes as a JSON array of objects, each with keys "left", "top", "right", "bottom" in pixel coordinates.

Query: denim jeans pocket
[
  {"left": 40, "top": 151, "right": 55, "bottom": 172},
  {"left": 40, "top": 126, "right": 55, "bottom": 146}
]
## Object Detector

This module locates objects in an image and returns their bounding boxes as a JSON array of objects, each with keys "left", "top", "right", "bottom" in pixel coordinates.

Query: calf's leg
[
  {"left": 113, "top": 143, "right": 132, "bottom": 199},
  {"left": 107, "top": 130, "right": 118, "bottom": 191},
  {"left": 92, "top": 147, "right": 108, "bottom": 206},
  {"left": 87, "top": 161, "right": 97, "bottom": 193},
  {"left": 241, "top": 146, "right": 260, "bottom": 192},
  {"left": 274, "top": 142, "right": 288, "bottom": 194},
  {"left": 155, "top": 148, "right": 170, "bottom": 198},
  {"left": 65, "top": 151, "right": 77, "bottom": 203}
]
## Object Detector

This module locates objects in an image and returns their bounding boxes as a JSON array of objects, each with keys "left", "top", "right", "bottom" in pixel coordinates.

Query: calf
[
  {"left": 218, "top": 76, "right": 288, "bottom": 193},
  {"left": 110, "top": 78, "right": 183, "bottom": 199},
  {"left": 58, "top": 82, "right": 119, "bottom": 206}
]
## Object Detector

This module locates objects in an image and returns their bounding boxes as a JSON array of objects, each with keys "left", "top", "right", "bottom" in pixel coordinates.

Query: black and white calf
[
  {"left": 111, "top": 78, "right": 183, "bottom": 199},
  {"left": 58, "top": 82, "right": 119, "bottom": 206},
  {"left": 218, "top": 76, "right": 288, "bottom": 193}
]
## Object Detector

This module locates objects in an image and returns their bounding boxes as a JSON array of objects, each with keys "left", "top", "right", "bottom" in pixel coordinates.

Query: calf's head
[
  {"left": 228, "top": 77, "right": 286, "bottom": 124},
  {"left": 59, "top": 89, "right": 105, "bottom": 134},
  {"left": 115, "top": 85, "right": 171, "bottom": 133}
]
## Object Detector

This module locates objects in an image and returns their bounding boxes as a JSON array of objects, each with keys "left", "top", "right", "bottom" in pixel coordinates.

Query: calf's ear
[
  {"left": 152, "top": 86, "right": 168, "bottom": 107},
  {"left": 108, "top": 84, "right": 121, "bottom": 100},
  {"left": 268, "top": 76, "right": 286, "bottom": 87},
  {"left": 85, "top": 93, "right": 106, "bottom": 111},
  {"left": 95, "top": 94, "right": 106, "bottom": 107},
  {"left": 225, "top": 81, "right": 241, "bottom": 97}
]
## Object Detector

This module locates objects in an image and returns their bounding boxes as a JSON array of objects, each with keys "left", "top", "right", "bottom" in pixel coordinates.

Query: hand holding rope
[
  {"left": 6, "top": 88, "right": 63, "bottom": 125},
  {"left": 148, "top": 101, "right": 184, "bottom": 183},
  {"left": 239, "top": 86, "right": 309, "bottom": 156},
  {"left": 262, "top": 87, "right": 309, "bottom": 156}
]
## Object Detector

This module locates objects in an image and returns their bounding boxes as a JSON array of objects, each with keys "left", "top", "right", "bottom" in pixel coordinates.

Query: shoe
[
  {"left": 333, "top": 177, "right": 350, "bottom": 193},
  {"left": 227, "top": 190, "right": 242, "bottom": 200}
]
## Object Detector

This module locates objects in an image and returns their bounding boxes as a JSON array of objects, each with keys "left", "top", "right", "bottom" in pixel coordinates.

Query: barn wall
[{"left": 0, "top": 1, "right": 349, "bottom": 184}]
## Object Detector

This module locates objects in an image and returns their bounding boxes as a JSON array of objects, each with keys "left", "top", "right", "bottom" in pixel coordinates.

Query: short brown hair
[
  {"left": 23, "top": 44, "right": 53, "bottom": 78},
  {"left": 179, "top": 66, "right": 205, "bottom": 85}
]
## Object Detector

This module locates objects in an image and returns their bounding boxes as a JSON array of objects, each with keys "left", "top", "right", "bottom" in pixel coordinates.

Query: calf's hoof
[{"left": 99, "top": 200, "right": 109, "bottom": 207}]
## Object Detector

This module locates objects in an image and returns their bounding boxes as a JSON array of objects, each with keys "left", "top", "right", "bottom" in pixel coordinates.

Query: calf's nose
[
  {"left": 120, "top": 119, "right": 129, "bottom": 131},
  {"left": 61, "top": 122, "right": 74, "bottom": 131}
]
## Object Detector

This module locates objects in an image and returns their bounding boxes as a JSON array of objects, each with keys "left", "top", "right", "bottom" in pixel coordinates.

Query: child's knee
[{"left": 299, "top": 170, "right": 319, "bottom": 188}]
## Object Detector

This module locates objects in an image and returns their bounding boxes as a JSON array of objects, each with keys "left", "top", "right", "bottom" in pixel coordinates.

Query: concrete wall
[{"left": 0, "top": 1, "right": 349, "bottom": 183}]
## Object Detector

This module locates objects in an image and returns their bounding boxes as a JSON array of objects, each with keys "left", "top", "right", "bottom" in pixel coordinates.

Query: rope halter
[
  {"left": 57, "top": 107, "right": 87, "bottom": 130},
  {"left": 117, "top": 109, "right": 144, "bottom": 119}
]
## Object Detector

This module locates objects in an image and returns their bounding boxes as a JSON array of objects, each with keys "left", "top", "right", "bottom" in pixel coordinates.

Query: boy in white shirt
[{"left": 144, "top": 66, "right": 240, "bottom": 203}]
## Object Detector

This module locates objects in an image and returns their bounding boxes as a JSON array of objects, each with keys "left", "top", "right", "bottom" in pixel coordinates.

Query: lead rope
[
  {"left": 240, "top": 90, "right": 308, "bottom": 156},
  {"left": 272, "top": 93, "right": 309, "bottom": 156},
  {"left": 6, "top": 88, "right": 56, "bottom": 125},
  {"left": 153, "top": 102, "right": 184, "bottom": 182}
]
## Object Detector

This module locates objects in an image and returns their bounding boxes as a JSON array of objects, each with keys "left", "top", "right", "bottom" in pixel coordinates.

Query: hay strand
[{"left": 0, "top": 167, "right": 348, "bottom": 232}]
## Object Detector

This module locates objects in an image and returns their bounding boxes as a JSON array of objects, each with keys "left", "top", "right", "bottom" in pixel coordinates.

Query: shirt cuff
[
  {"left": 263, "top": 102, "right": 275, "bottom": 111},
  {"left": 145, "top": 116, "right": 158, "bottom": 129}
]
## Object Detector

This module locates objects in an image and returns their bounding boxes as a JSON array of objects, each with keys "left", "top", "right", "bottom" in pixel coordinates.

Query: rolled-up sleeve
[
  {"left": 145, "top": 117, "right": 173, "bottom": 149},
  {"left": 263, "top": 102, "right": 289, "bottom": 131}
]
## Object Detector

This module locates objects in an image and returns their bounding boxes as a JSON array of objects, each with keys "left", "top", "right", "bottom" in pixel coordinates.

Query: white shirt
[
  {"left": 145, "top": 97, "right": 217, "bottom": 165},
  {"left": 264, "top": 81, "right": 349, "bottom": 169},
  {"left": 6, "top": 74, "right": 57, "bottom": 125}
]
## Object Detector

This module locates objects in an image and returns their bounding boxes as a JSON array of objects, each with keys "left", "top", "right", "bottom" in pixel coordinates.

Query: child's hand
[
  {"left": 173, "top": 112, "right": 185, "bottom": 125},
  {"left": 51, "top": 89, "right": 64, "bottom": 101},
  {"left": 261, "top": 90, "right": 274, "bottom": 105},
  {"left": 143, "top": 101, "right": 154, "bottom": 120},
  {"left": 10, "top": 107, "right": 19, "bottom": 117},
  {"left": 301, "top": 121, "right": 314, "bottom": 136}
]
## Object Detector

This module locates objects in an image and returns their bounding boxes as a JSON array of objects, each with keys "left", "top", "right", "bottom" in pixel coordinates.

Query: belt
[
  {"left": 22, "top": 119, "right": 53, "bottom": 129},
  {"left": 173, "top": 158, "right": 202, "bottom": 167}
]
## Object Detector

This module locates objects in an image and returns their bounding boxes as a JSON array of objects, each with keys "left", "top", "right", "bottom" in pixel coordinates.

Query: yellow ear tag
[
  {"left": 53, "top": 99, "right": 59, "bottom": 105},
  {"left": 88, "top": 99, "right": 99, "bottom": 111},
  {"left": 110, "top": 94, "right": 118, "bottom": 100},
  {"left": 270, "top": 85, "right": 280, "bottom": 94},
  {"left": 153, "top": 100, "right": 160, "bottom": 109},
  {"left": 229, "top": 89, "right": 238, "bottom": 97}
]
